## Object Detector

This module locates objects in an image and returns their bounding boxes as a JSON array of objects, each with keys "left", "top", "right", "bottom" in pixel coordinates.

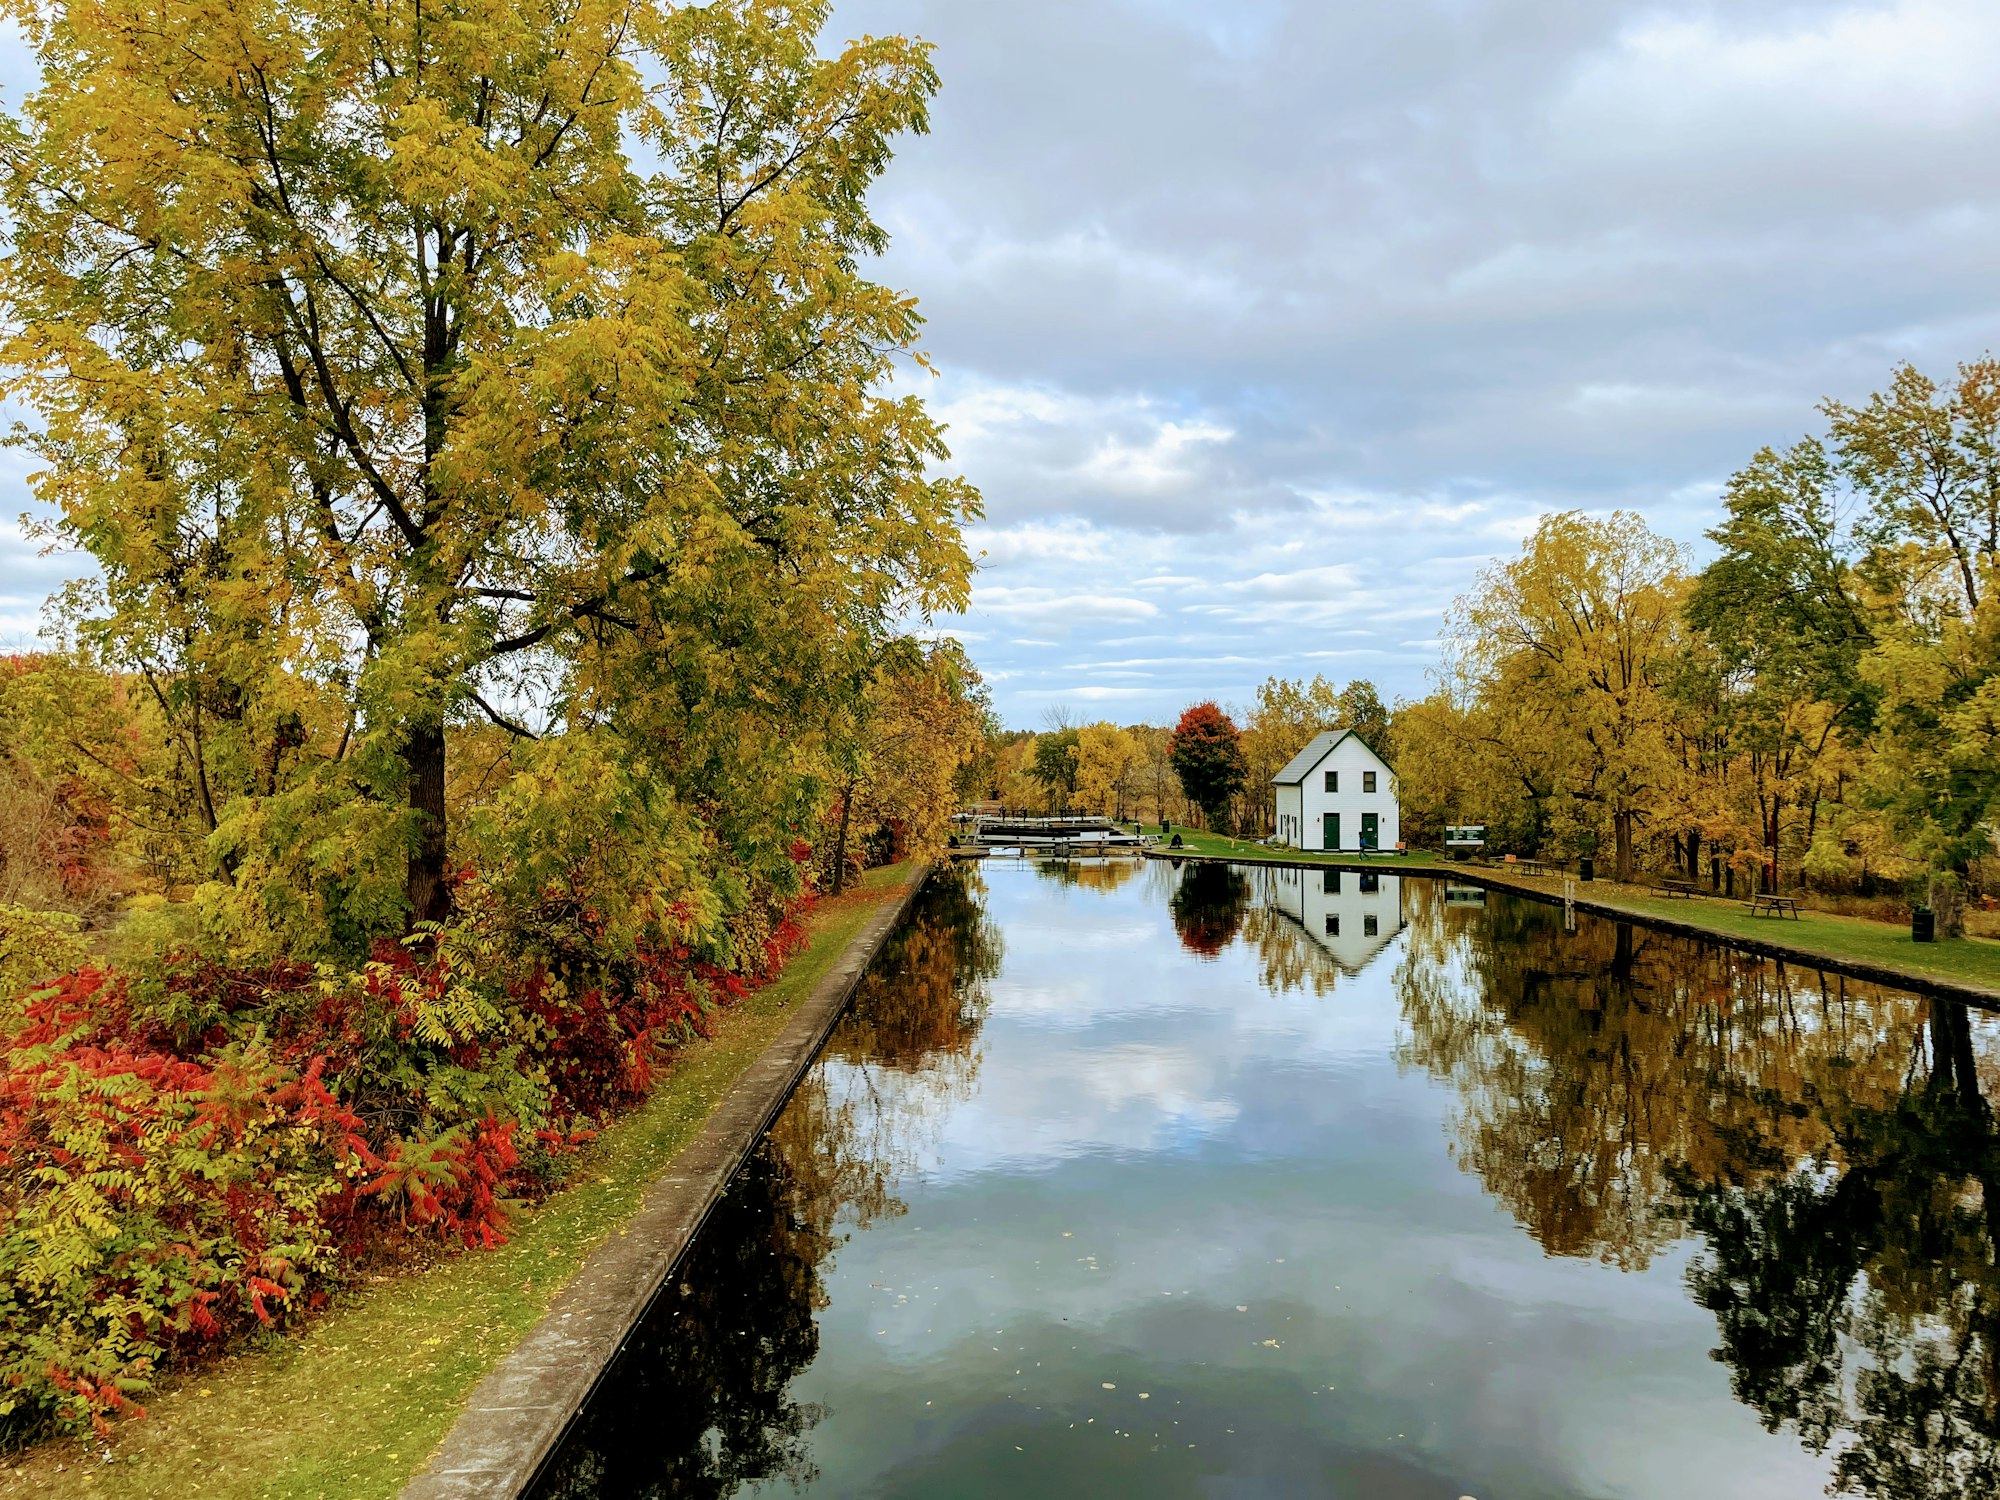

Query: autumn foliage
[
  {"left": 1167, "top": 702, "right": 1249, "bottom": 829},
  {"left": 0, "top": 0, "right": 992, "bottom": 1452},
  {"left": 0, "top": 872, "right": 813, "bottom": 1443}
]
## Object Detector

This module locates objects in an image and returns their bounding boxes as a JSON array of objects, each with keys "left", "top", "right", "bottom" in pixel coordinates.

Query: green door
[
  {"left": 1361, "top": 812, "right": 1378, "bottom": 850},
  {"left": 1323, "top": 813, "right": 1339, "bottom": 849}
]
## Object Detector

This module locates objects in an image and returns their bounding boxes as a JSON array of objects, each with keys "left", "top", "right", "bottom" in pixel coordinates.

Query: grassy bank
[
  {"left": 1155, "top": 828, "right": 1439, "bottom": 869},
  {"left": 1156, "top": 833, "right": 2000, "bottom": 998},
  {"left": 1548, "top": 880, "right": 2000, "bottom": 995},
  {"left": 0, "top": 864, "right": 919, "bottom": 1500}
]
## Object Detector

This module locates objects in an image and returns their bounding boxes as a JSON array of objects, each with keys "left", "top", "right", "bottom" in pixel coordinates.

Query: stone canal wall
[{"left": 403, "top": 865, "right": 934, "bottom": 1500}]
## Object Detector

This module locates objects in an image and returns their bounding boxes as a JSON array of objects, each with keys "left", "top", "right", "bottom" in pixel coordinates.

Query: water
[{"left": 529, "top": 860, "right": 2000, "bottom": 1500}]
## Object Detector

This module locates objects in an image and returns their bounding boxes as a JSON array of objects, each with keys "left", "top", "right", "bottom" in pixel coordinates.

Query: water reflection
[
  {"left": 528, "top": 871, "right": 1001, "bottom": 1500},
  {"left": 1393, "top": 880, "right": 2000, "bottom": 1495},
  {"left": 1167, "top": 860, "right": 1250, "bottom": 957},
  {"left": 533, "top": 862, "right": 2000, "bottom": 1499}
]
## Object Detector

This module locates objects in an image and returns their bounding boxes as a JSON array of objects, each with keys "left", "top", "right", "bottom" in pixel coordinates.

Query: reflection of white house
[
  {"left": 1271, "top": 730, "right": 1400, "bottom": 852},
  {"left": 1267, "top": 866, "right": 1406, "bottom": 972}
]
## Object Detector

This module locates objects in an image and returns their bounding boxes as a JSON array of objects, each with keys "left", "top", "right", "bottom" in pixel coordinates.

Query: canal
[{"left": 530, "top": 859, "right": 2000, "bottom": 1499}]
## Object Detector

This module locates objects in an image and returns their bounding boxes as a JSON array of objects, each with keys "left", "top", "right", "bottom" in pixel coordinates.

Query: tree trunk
[
  {"left": 404, "top": 719, "right": 451, "bottom": 927},
  {"left": 1614, "top": 810, "right": 1634, "bottom": 883},
  {"left": 829, "top": 777, "right": 857, "bottom": 895}
]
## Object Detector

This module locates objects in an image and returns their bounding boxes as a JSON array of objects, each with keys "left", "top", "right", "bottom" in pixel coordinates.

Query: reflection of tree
[
  {"left": 1239, "top": 905, "right": 1341, "bottom": 996},
  {"left": 528, "top": 1143, "right": 828, "bottom": 1500},
  {"left": 1395, "top": 880, "right": 1918, "bottom": 1269},
  {"left": 805, "top": 867, "right": 1003, "bottom": 1233},
  {"left": 829, "top": 866, "right": 1001, "bottom": 1073},
  {"left": 1681, "top": 1014, "right": 2000, "bottom": 1498},
  {"left": 1031, "top": 856, "right": 1139, "bottom": 894},
  {"left": 1394, "top": 877, "right": 2000, "bottom": 1496},
  {"left": 528, "top": 869, "right": 1003, "bottom": 1499},
  {"left": 1169, "top": 861, "right": 1250, "bottom": 957}
]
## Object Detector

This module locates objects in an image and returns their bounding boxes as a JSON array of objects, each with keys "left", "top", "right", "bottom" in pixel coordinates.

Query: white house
[
  {"left": 1267, "top": 865, "right": 1406, "bottom": 973},
  {"left": 1271, "top": 729, "right": 1399, "bottom": 852}
]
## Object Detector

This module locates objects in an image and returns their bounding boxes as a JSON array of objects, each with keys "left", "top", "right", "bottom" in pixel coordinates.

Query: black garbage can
[
  {"left": 1578, "top": 856, "right": 1595, "bottom": 882},
  {"left": 1913, "top": 905, "right": 1936, "bottom": 943}
]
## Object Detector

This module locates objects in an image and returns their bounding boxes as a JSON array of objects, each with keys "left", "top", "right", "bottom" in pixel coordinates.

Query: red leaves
[
  {"left": 361, "top": 1116, "right": 520, "bottom": 1249},
  {"left": 0, "top": 878, "right": 817, "bottom": 1439}
]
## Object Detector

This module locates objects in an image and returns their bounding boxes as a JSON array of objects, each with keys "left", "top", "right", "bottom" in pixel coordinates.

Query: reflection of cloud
[{"left": 780, "top": 861, "right": 1845, "bottom": 1500}]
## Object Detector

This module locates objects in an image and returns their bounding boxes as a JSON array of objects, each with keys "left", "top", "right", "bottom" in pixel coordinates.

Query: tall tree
[
  {"left": 825, "top": 640, "right": 987, "bottom": 893},
  {"left": 1073, "top": 722, "right": 1137, "bottom": 818},
  {"left": 1028, "top": 728, "right": 1081, "bottom": 814},
  {"left": 1685, "top": 440, "right": 1871, "bottom": 889},
  {"left": 1336, "top": 679, "right": 1392, "bottom": 756},
  {"left": 1451, "top": 511, "right": 1687, "bottom": 881},
  {"left": 1, "top": 0, "right": 974, "bottom": 932},
  {"left": 1168, "top": 701, "right": 1246, "bottom": 829},
  {"left": 1835, "top": 361, "right": 2000, "bottom": 870}
]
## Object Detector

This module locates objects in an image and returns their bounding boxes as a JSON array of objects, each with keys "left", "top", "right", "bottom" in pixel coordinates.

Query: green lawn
[
  {"left": 1587, "top": 888, "right": 2000, "bottom": 995},
  {"left": 0, "top": 864, "right": 918, "bottom": 1500},
  {"left": 1155, "top": 827, "right": 1442, "bottom": 870}
]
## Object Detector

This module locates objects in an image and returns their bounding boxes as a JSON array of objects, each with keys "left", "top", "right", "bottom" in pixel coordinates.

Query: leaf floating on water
[
  {"left": 1261, "top": 1339, "right": 1281, "bottom": 1348},
  {"left": 1235, "top": 1305, "right": 1248, "bottom": 1312},
  {"left": 1102, "top": 1382, "right": 1116, "bottom": 1389}
]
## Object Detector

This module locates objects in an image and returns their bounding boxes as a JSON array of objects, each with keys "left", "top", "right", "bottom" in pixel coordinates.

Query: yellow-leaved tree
[
  {"left": 0, "top": 0, "right": 976, "bottom": 944},
  {"left": 826, "top": 641, "right": 989, "bottom": 891},
  {"left": 1073, "top": 722, "right": 1137, "bottom": 818},
  {"left": 1450, "top": 511, "right": 1688, "bottom": 881}
]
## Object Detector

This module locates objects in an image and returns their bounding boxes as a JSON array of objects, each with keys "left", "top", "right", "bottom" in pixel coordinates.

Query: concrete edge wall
[
  {"left": 1141, "top": 848, "right": 2000, "bottom": 1009},
  {"left": 403, "top": 864, "right": 934, "bottom": 1500}
]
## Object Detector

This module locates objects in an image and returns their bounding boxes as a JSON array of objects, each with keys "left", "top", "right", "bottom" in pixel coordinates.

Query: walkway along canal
[{"left": 525, "top": 859, "right": 2000, "bottom": 1499}]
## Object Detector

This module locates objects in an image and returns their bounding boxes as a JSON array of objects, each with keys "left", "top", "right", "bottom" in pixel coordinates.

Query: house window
[
  {"left": 1325, "top": 914, "right": 1340, "bottom": 936},
  {"left": 1322, "top": 869, "right": 1340, "bottom": 894},
  {"left": 1363, "top": 771, "right": 1377, "bottom": 793},
  {"left": 1325, "top": 770, "right": 1338, "bottom": 793},
  {"left": 1360, "top": 871, "right": 1380, "bottom": 894},
  {"left": 1364, "top": 914, "right": 1379, "bottom": 937}
]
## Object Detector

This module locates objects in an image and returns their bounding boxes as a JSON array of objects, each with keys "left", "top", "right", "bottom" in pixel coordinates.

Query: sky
[{"left": 5, "top": 1, "right": 2000, "bottom": 726}]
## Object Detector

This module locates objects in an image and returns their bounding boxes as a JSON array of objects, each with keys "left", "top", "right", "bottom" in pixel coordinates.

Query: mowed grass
[
  {"left": 1153, "top": 827, "right": 1441, "bottom": 870},
  {"left": 0, "top": 864, "right": 918, "bottom": 1500},
  {"left": 1580, "top": 886, "right": 2000, "bottom": 995}
]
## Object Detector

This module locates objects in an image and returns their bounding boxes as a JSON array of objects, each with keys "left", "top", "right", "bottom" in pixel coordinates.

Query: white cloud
[{"left": 972, "top": 586, "right": 1163, "bottom": 626}]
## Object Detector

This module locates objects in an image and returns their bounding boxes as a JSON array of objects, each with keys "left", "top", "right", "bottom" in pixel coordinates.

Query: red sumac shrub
[{"left": 0, "top": 971, "right": 369, "bottom": 1440}]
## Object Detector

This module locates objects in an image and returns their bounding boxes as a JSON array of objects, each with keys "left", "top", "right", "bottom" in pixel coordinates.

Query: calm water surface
[{"left": 531, "top": 860, "right": 2000, "bottom": 1499}]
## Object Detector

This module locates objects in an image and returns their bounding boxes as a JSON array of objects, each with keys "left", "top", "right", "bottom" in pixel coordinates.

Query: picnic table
[
  {"left": 1662, "top": 880, "right": 1702, "bottom": 899},
  {"left": 1747, "top": 893, "right": 1801, "bottom": 919}
]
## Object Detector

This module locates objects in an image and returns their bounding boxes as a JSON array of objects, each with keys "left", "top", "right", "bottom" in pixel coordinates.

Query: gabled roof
[{"left": 1271, "top": 728, "right": 1391, "bottom": 785}]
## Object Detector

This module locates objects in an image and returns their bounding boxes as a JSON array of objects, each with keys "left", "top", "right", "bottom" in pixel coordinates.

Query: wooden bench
[
  {"left": 1747, "top": 893, "right": 1801, "bottom": 919},
  {"left": 1661, "top": 880, "right": 1701, "bottom": 899}
]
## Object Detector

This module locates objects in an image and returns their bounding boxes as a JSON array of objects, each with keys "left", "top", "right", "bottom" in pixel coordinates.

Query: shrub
[
  {"left": 0, "top": 833, "right": 819, "bottom": 1444},
  {"left": 0, "top": 904, "right": 90, "bottom": 1006},
  {"left": 0, "top": 971, "right": 371, "bottom": 1440}
]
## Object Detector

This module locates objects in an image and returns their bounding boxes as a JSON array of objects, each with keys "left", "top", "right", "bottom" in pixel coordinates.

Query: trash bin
[
  {"left": 1913, "top": 905, "right": 1936, "bottom": 943},
  {"left": 1578, "top": 856, "right": 1595, "bottom": 882}
]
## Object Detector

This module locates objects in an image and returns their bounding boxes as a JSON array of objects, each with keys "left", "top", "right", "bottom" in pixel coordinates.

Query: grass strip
[
  {"left": 1565, "top": 886, "right": 2000, "bottom": 994},
  {"left": 1153, "top": 829, "right": 1439, "bottom": 869},
  {"left": 0, "top": 863, "right": 917, "bottom": 1500}
]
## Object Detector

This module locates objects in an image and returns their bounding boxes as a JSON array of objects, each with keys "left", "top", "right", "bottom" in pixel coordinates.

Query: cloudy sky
[
  {"left": 5, "top": 1, "right": 1999, "bottom": 726},
  {"left": 829, "top": 0, "right": 2000, "bottom": 724}
]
